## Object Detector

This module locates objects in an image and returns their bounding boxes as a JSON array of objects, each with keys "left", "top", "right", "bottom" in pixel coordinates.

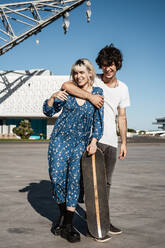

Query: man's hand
[
  {"left": 119, "top": 143, "right": 127, "bottom": 160},
  {"left": 88, "top": 94, "right": 104, "bottom": 109},
  {"left": 118, "top": 107, "right": 127, "bottom": 160}
]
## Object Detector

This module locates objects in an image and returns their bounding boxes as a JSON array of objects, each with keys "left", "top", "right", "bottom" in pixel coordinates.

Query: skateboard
[{"left": 81, "top": 148, "right": 110, "bottom": 238}]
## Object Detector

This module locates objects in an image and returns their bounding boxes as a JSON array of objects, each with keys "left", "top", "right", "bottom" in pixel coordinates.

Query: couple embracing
[{"left": 43, "top": 44, "right": 130, "bottom": 243}]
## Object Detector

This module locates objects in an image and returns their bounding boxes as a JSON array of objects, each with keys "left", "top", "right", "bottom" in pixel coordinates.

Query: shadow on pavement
[{"left": 19, "top": 180, "right": 87, "bottom": 236}]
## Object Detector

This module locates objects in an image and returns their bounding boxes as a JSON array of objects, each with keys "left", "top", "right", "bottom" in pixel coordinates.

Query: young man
[{"left": 62, "top": 44, "right": 130, "bottom": 238}]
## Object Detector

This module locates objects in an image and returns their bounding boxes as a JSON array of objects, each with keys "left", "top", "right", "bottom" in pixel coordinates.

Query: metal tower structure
[{"left": 0, "top": 0, "right": 91, "bottom": 56}]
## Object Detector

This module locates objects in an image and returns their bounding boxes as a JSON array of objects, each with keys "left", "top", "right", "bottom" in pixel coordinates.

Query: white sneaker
[
  {"left": 94, "top": 234, "right": 112, "bottom": 243},
  {"left": 109, "top": 224, "right": 123, "bottom": 235}
]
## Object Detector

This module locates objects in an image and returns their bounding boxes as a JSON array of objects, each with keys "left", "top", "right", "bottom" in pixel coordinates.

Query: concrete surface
[{"left": 0, "top": 143, "right": 165, "bottom": 248}]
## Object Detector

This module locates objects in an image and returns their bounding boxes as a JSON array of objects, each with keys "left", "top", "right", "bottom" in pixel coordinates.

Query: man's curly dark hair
[{"left": 95, "top": 44, "right": 123, "bottom": 70}]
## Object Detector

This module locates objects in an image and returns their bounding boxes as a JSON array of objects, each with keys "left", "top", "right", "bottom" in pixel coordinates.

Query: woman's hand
[
  {"left": 51, "top": 90, "right": 68, "bottom": 101},
  {"left": 48, "top": 90, "right": 68, "bottom": 107},
  {"left": 86, "top": 138, "right": 97, "bottom": 155}
]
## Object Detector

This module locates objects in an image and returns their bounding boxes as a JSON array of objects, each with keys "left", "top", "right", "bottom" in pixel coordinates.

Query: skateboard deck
[{"left": 81, "top": 148, "right": 110, "bottom": 238}]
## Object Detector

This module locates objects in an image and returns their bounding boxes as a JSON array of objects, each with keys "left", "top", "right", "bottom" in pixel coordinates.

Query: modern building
[
  {"left": 0, "top": 70, "right": 69, "bottom": 139},
  {"left": 152, "top": 117, "right": 165, "bottom": 130}
]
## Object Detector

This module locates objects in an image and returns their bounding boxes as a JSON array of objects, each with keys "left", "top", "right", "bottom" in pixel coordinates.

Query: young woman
[{"left": 43, "top": 59, "right": 104, "bottom": 243}]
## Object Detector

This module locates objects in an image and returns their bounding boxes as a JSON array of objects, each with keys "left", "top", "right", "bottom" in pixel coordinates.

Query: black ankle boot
[
  {"left": 54, "top": 203, "right": 66, "bottom": 235},
  {"left": 54, "top": 215, "right": 65, "bottom": 235},
  {"left": 60, "top": 210, "right": 80, "bottom": 243},
  {"left": 61, "top": 224, "right": 80, "bottom": 243}
]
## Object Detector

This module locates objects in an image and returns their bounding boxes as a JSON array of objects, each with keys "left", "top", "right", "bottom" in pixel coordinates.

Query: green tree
[
  {"left": 13, "top": 120, "right": 33, "bottom": 139},
  {"left": 127, "top": 128, "right": 136, "bottom": 133},
  {"left": 117, "top": 128, "right": 137, "bottom": 136},
  {"left": 138, "top": 130, "right": 146, "bottom": 135}
]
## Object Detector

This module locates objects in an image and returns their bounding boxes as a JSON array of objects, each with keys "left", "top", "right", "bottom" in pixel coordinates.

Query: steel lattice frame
[{"left": 0, "top": 0, "right": 87, "bottom": 55}]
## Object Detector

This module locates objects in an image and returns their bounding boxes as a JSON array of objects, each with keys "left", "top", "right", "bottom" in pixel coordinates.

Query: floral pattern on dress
[{"left": 43, "top": 87, "right": 104, "bottom": 207}]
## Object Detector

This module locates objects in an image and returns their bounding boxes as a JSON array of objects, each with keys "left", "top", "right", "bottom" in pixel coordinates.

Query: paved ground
[{"left": 0, "top": 143, "right": 165, "bottom": 248}]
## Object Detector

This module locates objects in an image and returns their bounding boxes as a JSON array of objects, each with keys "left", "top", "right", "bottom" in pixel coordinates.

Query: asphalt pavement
[{"left": 0, "top": 142, "right": 165, "bottom": 248}]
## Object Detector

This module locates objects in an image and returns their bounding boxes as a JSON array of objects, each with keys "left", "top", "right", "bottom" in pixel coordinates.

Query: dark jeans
[{"left": 97, "top": 143, "right": 117, "bottom": 198}]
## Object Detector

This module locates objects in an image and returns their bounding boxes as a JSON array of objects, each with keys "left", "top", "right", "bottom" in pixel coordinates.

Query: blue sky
[{"left": 1, "top": 0, "right": 165, "bottom": 131}]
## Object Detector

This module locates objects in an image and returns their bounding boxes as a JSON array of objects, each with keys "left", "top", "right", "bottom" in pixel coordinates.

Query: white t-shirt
[{"left": 94, "top": 75, "right": 130, "bottom": 148}]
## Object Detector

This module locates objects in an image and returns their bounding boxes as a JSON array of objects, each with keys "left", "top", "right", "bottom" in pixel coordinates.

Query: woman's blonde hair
[{"left": 70, "top": 58, "right": 96, "bottom": 86}]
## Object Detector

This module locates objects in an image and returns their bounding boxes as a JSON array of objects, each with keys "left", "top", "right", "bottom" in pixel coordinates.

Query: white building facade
[{"left": 0, "top": 70, "right": 69, "bottom": 138}]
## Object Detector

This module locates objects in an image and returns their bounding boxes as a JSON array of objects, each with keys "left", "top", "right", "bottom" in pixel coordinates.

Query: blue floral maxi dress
[{"left": 43, "top": 87, "right": 104, "bottom": 208}]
